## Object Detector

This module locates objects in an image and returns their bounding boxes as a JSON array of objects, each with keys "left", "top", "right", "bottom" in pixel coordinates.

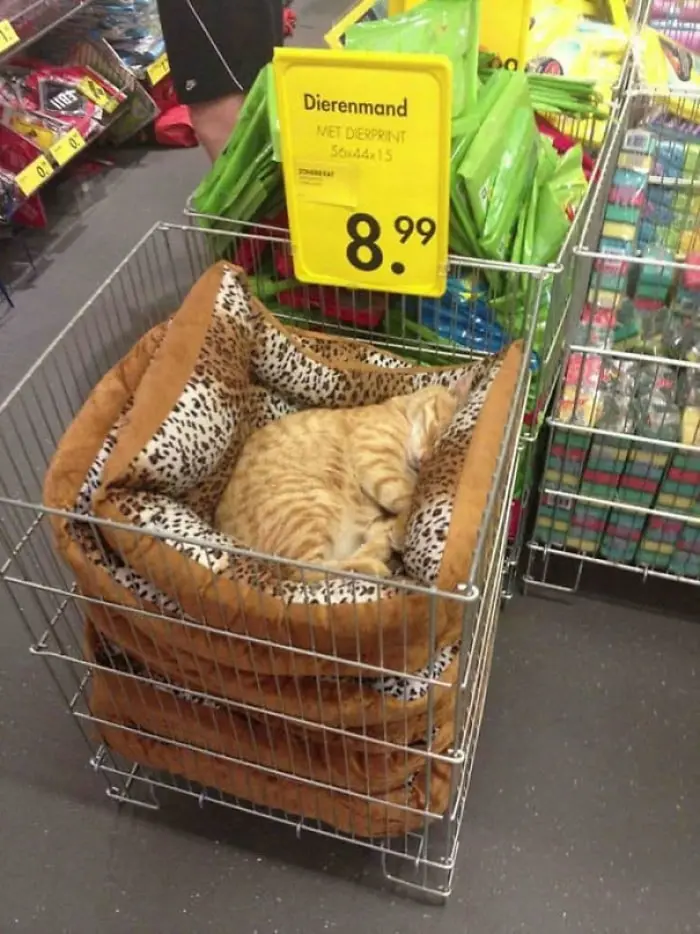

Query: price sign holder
[
  {"left": 15, "top": 154, "right": 54, "bottom": 197},
  {"left": 480, "top": 0, "right": 533, "bottom": 69},
  {"left": 0, "top": 18, "right": 19, "bottom": 55},
  {"left": 50, "top": 128, "right": 86, "bottom": 167},
  {"left": 78, "top": 77, "right": 119, "bottom": 113},
  {"left": 325, "top": 0, "right": 383, "bottom": 50},
  {"left": 146, "top": 53, "right": 170, "bottom": 87},
  {"left": 273, "top": 48, "right": 451, "bottom": 298}
]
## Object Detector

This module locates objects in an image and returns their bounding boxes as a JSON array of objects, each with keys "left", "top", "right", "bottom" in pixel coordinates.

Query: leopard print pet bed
[{"left": 44, "top": 262, "right": 522, "bottom": 837}]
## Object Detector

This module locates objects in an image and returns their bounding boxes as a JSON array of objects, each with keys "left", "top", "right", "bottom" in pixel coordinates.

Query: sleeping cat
[{"left": 215, "top": 377, "right": 472, "bottom": 581}]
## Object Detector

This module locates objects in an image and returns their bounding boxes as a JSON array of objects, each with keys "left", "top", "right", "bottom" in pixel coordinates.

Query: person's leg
[{"left": 156, "top": 0, "right": 283, "bottom": 160}]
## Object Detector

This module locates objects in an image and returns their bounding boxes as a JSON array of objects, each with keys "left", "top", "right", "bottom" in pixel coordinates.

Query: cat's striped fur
[{"left": 215, "top": 379, "right": 472, "bottom": 580}]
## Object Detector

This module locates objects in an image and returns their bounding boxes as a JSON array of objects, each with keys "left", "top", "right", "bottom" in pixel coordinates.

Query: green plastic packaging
[
  {"left": 192, "top": 66, "right": 282, "bottom": 229},
  {"left": 345, "top": 0, "right": 481, "bottom": 136},
  {"left": 458, "top": 72, "right": 538, "bottom": 261}
]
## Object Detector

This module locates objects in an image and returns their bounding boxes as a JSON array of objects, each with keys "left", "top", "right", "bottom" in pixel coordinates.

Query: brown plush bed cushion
[
  {"left": 90, "top": 678, "right": 452, "bottom": 839},
  {"left": 85, "top": 604, "right": 458, "bottom": 733},
  {"left": 45, "top": 262, "right": 522, "bottom": 676},
  {"left": 88, "top": 631, "right": 454, "bottom": 797}
]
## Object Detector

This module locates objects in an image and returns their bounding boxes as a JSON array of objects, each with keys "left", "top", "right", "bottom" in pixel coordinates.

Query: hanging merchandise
[
  {"left": 343, "top": 0, "right": 481, "bottom": 129},
  {"left": 0, "top": 55, "right": 129, "bottom": 221},
  {"left": 86, "top": 0, "right": 166, "bottom": 74},
  {"left": 192, "top": 0, "right": 597, "bottom": 391}
]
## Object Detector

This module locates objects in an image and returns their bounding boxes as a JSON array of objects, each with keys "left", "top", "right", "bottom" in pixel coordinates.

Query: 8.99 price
[{"left": 345, "top": 212, "right": 437, "bottom": 276}]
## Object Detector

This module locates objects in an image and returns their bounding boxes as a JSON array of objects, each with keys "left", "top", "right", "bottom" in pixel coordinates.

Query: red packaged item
[
  {"left": 0, "top": 124, "right": 48, "bottom": 226},
  {"left": 154, "top": 104, "right": 196, "bottom": 148},
  {"left": 536, "top": 115, "right": 595, "bottom": 178},
  {"left": 149, "top": 74, "right": 177, "bottom": 115},
  {"left": 15, "top": 59, "right": 126, "bottom": 124},
  {"left": 0, "top": 65, "right": 99, "bottom": 141}
]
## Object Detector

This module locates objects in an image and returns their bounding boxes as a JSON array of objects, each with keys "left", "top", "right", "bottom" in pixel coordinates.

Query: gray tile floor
[{"left": 1, "top": 4, "right": 699, "bottom": 932}]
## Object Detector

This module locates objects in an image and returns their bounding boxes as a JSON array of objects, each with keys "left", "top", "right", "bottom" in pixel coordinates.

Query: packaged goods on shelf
[
  {"left": 85, "top": 0, "right": 164, "bottom": 74},
  {"left": 530, "top": 88, "right": 700, "bottom": 585},
  {"left": 189, "top": 0, "right": 617, "bottom": 579},
  {"left": 0, "top": 56, "right": 128, "bottom": 220}
]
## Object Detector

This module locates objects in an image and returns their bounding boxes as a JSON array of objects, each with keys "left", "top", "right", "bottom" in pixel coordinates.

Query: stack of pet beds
[{"left": 44, "top": 262, "right": 522, "bottom": 838}]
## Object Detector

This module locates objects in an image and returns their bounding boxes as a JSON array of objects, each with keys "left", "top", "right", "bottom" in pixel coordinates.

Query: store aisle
[
  {"left": 0, "top": 145, "right": 698, "bottom": 933},
  {"left": 1, "top": 0, "right": 699, "bottom": 925},
  {"left": 0, "top": 146, "right": 206, "bottom": 400}
]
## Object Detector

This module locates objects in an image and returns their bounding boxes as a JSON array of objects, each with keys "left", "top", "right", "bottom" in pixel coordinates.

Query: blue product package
[
  {"left": 643, "top": 200, "right": 676, "bottom": 226},
  {"left": 656, "top": 138, "right": 686, "bottom": 170},
  {"left": 646, "top": 184, "right": 676, "bottom": 208},
  {"left": 653, "top": 159, "right": 682, "bottom": 179},
  {"left": 418, "top": 277, "right": 507, "bottom": 355},
  {"left": 612, "top": 167, "right": 649, "bottom": 189}
]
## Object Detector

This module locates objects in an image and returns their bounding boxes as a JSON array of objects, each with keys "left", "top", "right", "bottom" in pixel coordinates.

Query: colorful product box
[
  {"left": 637, "top": 447, "right": 700, "bottom": 576},
  {"left": 567, "top": 436, "right": 630, "bottom": 553},
  {"left": 534, "top": 430, "right": 590, "bottom": 546},
  {"left": 600, "top": 441, "right": 670, "bottom": 562}
]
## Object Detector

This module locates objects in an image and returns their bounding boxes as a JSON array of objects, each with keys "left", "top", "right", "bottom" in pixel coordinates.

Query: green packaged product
[
  {"left": 532, "top": 144, "right": 587, "bottom": 266},
  {"left": 267, "top": 65, "right": 281, "bottom": 162},
  {"left": 459, "top": 71, "right": 538, "bottom": 260},
  {"left": 192, "top": 66, "right": 282, "bottom": 228},
  {"left": 345, "top": 0, "right": 481, "bottom": 135}
]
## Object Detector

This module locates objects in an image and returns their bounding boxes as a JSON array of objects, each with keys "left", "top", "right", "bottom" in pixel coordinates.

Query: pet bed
[{"left": 45, "top": 262, "right": 522, "bottom": 836}]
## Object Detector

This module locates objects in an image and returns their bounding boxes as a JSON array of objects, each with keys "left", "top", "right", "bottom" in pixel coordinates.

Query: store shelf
[
  {"left": 525, "top": 82, "right": 700, "bottom": 596},
  {"left": 1, "top": 37, "right": 156, "bottom": 222},
  {"left": 0, "top": 0, "right": 94, "bottom": 65}
]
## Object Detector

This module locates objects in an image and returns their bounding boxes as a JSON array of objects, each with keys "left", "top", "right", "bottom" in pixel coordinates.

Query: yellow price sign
[
  {"left": 15, "top": 155, "right": 54, "bottom": 197},
  {"left": 146, "top": 53, "right": 170, "bottom": 86},
  {"left": 480, "top": 0, "right": 533, "bottom": 70},
  {"left": 0, "top": 18, "right": 19, "bottom": 53},
  {"left": 9, "top": 115, "right": 55, "bottom": 150},
  {"left": 274, "top": 49, "right": 451, "bottom": 298},
  {"left": 50, "top": 128, "right": 87, "bottom": 167},
  {"left": 78, "top": 76, "right": 120, "bottom": 113}
]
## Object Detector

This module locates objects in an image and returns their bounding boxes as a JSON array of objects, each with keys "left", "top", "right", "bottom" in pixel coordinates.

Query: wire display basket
[
  {"left": 1, "top": 222, "right": 541, "bottom": 902},
  {"left": 32, "top": 34, "right": 159, "bottom": 145},
  {"left": 526, "top": 81, "right": 700, "bottom": 594},
  {"left": 0, "top": 0, "right": 94, "bottom": 64},
  {"left": 184, "top": 95, "right": 623, "bottom": 603}
]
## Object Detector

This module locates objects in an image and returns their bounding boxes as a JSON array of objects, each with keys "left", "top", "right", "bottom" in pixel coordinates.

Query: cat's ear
[{"left": 450, "top": 373, "right": 474, "bottom": 408}]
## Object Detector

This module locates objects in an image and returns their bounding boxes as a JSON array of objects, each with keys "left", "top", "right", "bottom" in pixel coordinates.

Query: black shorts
[{"left": 156, "top": 0, "right": 283, "bottom": 104}]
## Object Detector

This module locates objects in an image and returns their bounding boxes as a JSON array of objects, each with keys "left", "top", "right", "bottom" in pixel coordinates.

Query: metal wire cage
[
  {"left": 525, "top": 79, "right": 700, "bottom": 594},
  {"left": 184, "top": 94, "right": 621, "bottom": 604},
  {"left": 0, "top": 0, "right": 95, "bottom": 64},
  {"left": 0, "top": 222, "right": 542, "bottom": 901},
  {"left": 31, "top": 33, "right": 159, "bottom": 146}
]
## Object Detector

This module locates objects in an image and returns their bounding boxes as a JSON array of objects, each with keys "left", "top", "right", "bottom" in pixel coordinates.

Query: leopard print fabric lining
[{"left": 70, "top": 266, "right": 504, "bottom": 698}]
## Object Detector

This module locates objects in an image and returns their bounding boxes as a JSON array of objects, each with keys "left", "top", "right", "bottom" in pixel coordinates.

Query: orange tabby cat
[{"left": 215, "top": 378, "right": 472, "bottom": 580}]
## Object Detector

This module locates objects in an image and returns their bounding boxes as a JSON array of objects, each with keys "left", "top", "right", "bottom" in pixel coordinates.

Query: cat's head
[{"left": 399, "top": 374, "right": 473, "bottom": 471}]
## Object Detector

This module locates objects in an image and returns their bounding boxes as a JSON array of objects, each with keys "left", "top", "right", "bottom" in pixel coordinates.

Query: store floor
[{"left": 2, "top": 8, "right": 699, "bottom": 934}]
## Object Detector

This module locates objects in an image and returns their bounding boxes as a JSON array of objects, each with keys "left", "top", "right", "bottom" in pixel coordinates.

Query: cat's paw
[
  {"left": 389, "top": 513, "right": 409, "bottom": 553},
  {"left": 348, "top": 557, "right": 392, "bottom": 578}
]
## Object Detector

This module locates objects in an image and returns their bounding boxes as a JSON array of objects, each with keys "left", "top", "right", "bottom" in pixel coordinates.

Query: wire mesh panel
[
  {"left": 0, "top": 0, "right": 95, "bottom": 64},
  {"left": 1, "top": 223, "right": 536, "bottom": 901},
  {"left": 184, "top": 92, "right": 621, "bottom": 602},
  {"left": 526, "top": 84, "right": 700, "bottom": 594}
]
